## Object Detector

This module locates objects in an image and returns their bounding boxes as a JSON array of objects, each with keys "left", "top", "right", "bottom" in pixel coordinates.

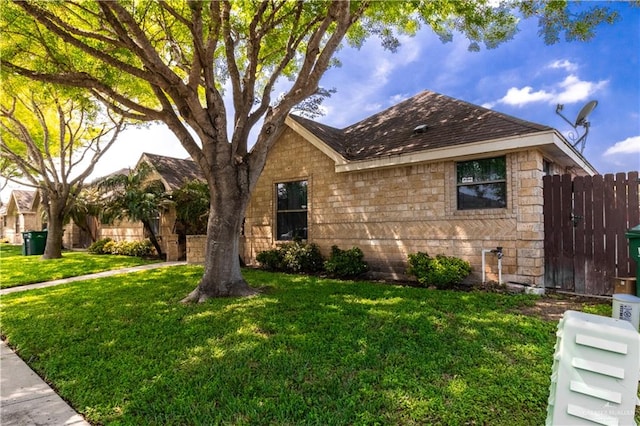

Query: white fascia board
[
  {"left": 548, "top": 131, "right": 598, "bottom": 175},
  {"left": 284, "top": 116, "right": 348, "bottom": 165},
  {"left": 334, "top": 130, "right": 596, "bottom": 174}
]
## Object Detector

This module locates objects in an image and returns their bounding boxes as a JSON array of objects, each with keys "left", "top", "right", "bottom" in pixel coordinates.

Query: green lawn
[
  {"left": 0, "top": 244, "right": 160, "bottom": 289},
  {"left": 0, "top": 266, "right": 615, "bottom": 425}
]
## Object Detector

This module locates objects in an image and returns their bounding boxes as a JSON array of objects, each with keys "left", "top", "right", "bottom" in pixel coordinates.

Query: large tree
[
  {"left": 0, "top": 81, "right": 125, "bottom": 259},
  {"left": 0, "top": 1, "right": 619, "bottom": 301}
]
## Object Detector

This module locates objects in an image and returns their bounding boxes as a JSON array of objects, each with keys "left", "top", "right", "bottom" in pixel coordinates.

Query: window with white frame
[
  {"left": 276, "top": 180, "right": 308, "bottom": 240},
  {"left": 456, "top": 156, "right": 507, "bottom": 210}
]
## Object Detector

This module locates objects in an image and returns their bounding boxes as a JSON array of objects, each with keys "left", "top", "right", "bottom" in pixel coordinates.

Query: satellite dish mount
[{"left": 555, "top": 100, "right": 597, "bottom": 154}]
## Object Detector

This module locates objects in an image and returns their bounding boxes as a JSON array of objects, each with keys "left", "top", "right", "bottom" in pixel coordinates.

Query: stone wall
[
  {"left": 186, "top": 235, "right": 207, "bottom": 264},
  {"left": 244, "top": 127, "right": 566, "bottom": 286},
  {"left": 99, "top": 219, "right": 145, "bottom": 241}
]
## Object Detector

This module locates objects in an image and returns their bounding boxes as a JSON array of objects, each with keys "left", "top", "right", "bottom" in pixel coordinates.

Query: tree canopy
[{"left": 0, "top": 78, "right": 125, "bottom": 258}]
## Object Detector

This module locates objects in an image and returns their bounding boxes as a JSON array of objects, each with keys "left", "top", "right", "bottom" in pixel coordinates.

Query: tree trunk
[
  {"left": 42, "top": 197, "right": 65, "bottom": 259},
  {"left": 142, "top": 219, "right": 164, "bottom": 258},
  {"left": 181, "top": 169, "right": 257, "bottom": 303}
]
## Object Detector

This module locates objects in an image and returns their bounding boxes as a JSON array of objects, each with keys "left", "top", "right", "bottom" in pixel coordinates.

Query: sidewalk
[
  {"left": 0, "top": 261, "right": 187, "bottom": 296},
  {"left": 0, "top": 341, "right": 90, "bottom": 426},
  {"left": 0, "top": 261, "right": 187, "bottom": 425}
]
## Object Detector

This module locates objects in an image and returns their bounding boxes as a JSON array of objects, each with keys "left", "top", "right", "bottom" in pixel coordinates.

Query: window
[
  {"left": 456, "top": 156, "right": 507, "bottom": 210},
  {"left": 276, "top": 180, "right": 308, "bottom": 240},
  {"left": 15, "top": 215, "right": 20, "bottom": 233}
]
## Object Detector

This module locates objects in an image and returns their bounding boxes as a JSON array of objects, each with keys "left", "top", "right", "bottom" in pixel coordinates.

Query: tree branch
[{"left": 16, "top": 1, "right": 152, "bottom": 81}]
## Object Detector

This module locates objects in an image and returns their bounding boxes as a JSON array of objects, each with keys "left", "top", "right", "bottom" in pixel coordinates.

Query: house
[
  {"left": 95, "top": 153, "right": 205, "bottom": 260},
  {"left": 241, "top": 90, "right": 595, "bottom": 286},
  {"left": 0, "top": 190, "right": 43, "bottom": 244}
]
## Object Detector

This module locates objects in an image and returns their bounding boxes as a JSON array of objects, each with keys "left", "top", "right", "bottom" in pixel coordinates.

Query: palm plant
[
  {"left": 172, "top": 180, "right": 210, "bottom": 237},
  {"left": 98, "top": 163, "right": 168, "bottom": 257}
]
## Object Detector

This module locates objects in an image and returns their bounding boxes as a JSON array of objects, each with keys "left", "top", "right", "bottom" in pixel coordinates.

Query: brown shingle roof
[
  {"left": 141, "top": 153, "right": 204, "bottom": 191},
  {"left": 290, "top": 90, "right": 553, "bottom": 161},
  {"left": 12, "top": 190, "right": 36, "bottom": 213}
]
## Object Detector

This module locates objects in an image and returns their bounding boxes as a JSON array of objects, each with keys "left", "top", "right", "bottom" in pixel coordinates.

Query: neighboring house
[
  {"left": 0, "top": 188, "right": 96, "bottom": 249},
  {"left": 242, "top": 90, "right": 595, "bottom": 286},
  {"left": 0, "top": 190, "right": 43, "bottom": 244},
  {"left": 96, "top": 153, "right": 205, "bottom": 260}
]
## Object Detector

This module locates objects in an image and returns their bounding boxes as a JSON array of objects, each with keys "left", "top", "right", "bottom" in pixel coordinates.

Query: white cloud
[
  {"left": 555, "top": 75, "right": 609, "bottom": 104},
  {"left": 603, "top": 136, "right": 640, "bottom": 156},
  {"left": 389, "top": 93, "right": 411, "bottom": 105},
  {"left": 548, "top": 59, "right": 578, "bottom": 72},
  {"left": 499, "top": 86, "right": 554, "bottom": 106},
  {"left": 363, "top": 102, "right": 383, "bottom": 113},
  {"left": 494, "top": 74, "right": 608, "bottom": 108}
]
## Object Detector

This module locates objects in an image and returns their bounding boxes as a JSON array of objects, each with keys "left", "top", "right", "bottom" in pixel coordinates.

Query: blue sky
[
  {"left": 317, "top": 1, "right": 639, "bottom": 174},
  {"left": 2, "top": 2, "right": 639, "bottom": 202}
]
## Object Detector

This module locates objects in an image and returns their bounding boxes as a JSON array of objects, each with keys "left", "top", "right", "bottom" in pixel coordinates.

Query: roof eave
[
  {"left": 137, "top": 153, "right": 173, "bottom": 192},
  {"left": 285, "top": 116, "right": 348, "bottom": 165},
  {"left": 546, "top": 131, "right": 598, "bottom": 176},
  {"left": 334, "top": 130, "right": 598, "bottom": 175}
]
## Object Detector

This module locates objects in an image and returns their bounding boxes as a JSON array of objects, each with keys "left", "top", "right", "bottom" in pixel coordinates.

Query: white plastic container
[
  {"left": 547, "top": 310, "right": 640, "bottom": 426},
  {"left": 612, "top": 293, "right": 640, "bottom": 331}
]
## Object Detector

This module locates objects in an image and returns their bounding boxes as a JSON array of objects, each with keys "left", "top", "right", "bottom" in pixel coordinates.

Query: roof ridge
[{"left": 288, "top": 89, "right": 556, "bottom": 162}]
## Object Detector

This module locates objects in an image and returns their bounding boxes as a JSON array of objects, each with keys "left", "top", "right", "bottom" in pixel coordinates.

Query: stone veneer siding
[
  {"left": 186, "top": 235, "right": 207, "bottom": 264},
  {"left": 243, "top": 128, "right": 559, "bottom": 286}
]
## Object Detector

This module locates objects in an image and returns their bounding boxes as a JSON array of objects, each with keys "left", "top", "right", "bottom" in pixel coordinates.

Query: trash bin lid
[
  {"left": 613, "top": 293, "right": 640, "bottom": 303},
  {"left": 626, "top": 224, "right": 640, "bottom": 237}
]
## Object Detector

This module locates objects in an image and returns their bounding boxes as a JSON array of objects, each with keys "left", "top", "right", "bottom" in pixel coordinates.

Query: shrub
[
  {"left": 256, "top": 248, "right": 284, "bottom": 271},
  {"left": 117, "top": 240, "right": 153, "bottom": 257},
  {"left": 282, "top": 242, "right": 324, "bottom": 273},
  {"left": 324, "top": 245, "right": 368, "bottom": 278},
  {"left": 407, "top": 252, "right": 471, "bottom": 289},
  {"left": 256, "top": 241, "right": 324, "bottom": 274},
  {"left": 88, "top": 238, "right": 113, "bottom": 254},
  {"left": 88, "top": 238, "right": 153, "bottom": 257}
]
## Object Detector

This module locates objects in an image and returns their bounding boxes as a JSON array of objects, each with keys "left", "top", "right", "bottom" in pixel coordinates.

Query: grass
[
  {"left": 0, "top": 266, "right": 615, "bottom": 425},
  {"left": 0, "top": 244, "right": 160, "bottom": 289}
]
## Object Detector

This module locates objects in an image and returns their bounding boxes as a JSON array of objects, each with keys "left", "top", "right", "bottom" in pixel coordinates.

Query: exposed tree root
[{"left": 180, "top": 280, "right": 259, "bottom": 304}]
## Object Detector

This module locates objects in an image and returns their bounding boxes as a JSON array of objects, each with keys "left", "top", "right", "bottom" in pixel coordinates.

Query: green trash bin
[
  {"left": 21, "top": 230, "right": 48, "bottom": 256},
  {"left": 625, "top": 224, "right": 640, "bottom": 297}
]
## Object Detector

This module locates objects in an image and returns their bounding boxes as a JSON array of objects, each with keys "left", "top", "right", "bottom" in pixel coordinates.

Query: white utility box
[{"left": 546, "top": 310, "right": 640, "bottom": 426}]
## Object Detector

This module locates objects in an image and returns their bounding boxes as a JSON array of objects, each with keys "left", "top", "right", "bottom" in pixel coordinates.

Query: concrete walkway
[
  {"left": 0, "top": 341, "right": 90, "bottom": 426},
  {"left": 0, "top": 261, "right": 187, "bottom": 296},
  {"left": 0, "top": 261, "right": 187, "bottom": 425}
]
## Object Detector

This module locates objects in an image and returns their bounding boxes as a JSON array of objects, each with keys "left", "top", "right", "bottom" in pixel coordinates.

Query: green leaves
[
  {"left": 172, "top": 180, "right": 210, "bottom": 235},
  {"left": 98, "top": 162, "right": 167, "bottom": 225}
]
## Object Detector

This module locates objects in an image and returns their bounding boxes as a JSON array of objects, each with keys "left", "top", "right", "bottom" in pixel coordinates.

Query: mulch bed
[{"left": 515, "top": 292, "right": 611, "bottom": 322}]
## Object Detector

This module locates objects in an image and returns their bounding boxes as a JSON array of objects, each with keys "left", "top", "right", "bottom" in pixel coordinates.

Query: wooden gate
[{"left": 543, "top": 171, "right": 639, "bottom": 295}]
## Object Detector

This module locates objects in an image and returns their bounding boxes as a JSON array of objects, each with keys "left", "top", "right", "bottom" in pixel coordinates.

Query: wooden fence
[{"left": 543, "top": 171, "right": 639, "bottom": 295}]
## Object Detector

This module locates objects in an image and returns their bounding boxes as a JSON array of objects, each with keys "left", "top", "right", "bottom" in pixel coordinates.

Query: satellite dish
[
  {"left": 574, "top": 100, "right": 597, "bottom": 127},
  {"left": 554, "top": 100, "right": 598, "bottom": 155}
]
